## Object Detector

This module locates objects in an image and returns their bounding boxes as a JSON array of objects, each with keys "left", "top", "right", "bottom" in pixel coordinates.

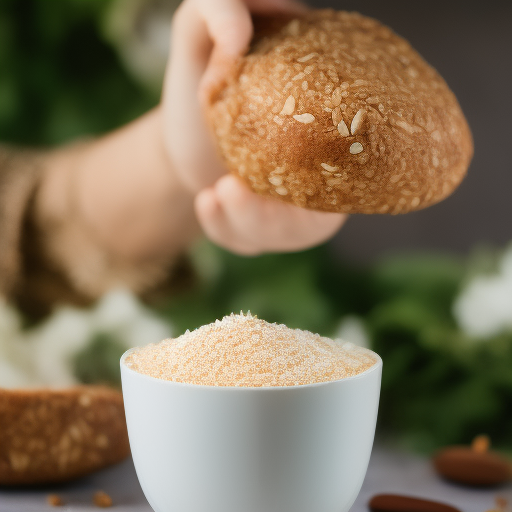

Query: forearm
[{"left": 33, "top": 107, "right": 199, "bottom": 299}]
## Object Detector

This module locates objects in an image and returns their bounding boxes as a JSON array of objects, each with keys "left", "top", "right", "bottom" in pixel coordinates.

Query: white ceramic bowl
[{"left": 121, "top": 351, "right": 382, "bottom": 512}]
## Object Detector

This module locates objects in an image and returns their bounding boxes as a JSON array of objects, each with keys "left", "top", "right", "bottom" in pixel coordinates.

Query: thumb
[{"left": 163, "top": 0, "right": 253, "bottom": 191}]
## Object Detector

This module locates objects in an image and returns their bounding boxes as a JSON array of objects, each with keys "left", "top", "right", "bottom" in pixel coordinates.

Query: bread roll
[
  {"left": 207, "top": 10, "right": 473, "bottom": 214},
  {"left": 0, "top": 386, "right": 129, "bottom": 485}
]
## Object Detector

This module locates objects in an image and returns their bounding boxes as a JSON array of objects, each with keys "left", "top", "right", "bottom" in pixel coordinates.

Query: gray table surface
[{"left": 1, "top": 446, "right": 510, "bottom": 511}]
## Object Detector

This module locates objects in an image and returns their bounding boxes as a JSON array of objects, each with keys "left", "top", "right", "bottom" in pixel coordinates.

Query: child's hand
[
  {"left": 196, "top": 175, "right": 346, "bottom": 255},
  {"left": 163, "top": 0, "right": 347, "bottom": 255}
]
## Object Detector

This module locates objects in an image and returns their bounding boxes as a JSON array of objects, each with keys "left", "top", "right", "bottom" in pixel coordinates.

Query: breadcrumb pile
[{"left": 124, "top": 313, "right": 377, "bottom": 387}]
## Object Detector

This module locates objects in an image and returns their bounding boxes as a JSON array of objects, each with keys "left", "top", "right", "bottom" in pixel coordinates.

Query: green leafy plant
[{"left": 73, "top": 331, "right": 126, "bottom": 387}]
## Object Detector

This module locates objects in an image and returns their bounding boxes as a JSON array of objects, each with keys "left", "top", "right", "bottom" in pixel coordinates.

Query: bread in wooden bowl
[
  {"left": 0, "top": 386, "right": 129, "bottom": 485},
  {"left": 207, "top": 10, "right": 473, "bottom": 214}
]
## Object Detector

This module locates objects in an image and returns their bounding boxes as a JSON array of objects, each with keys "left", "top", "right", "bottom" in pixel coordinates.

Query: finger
[
  {"left": 193, "top": 0, "right": 306, "bottom": 59},
  {"left": 165, "top": 0, "right": 255, "bottom": 191},
  {"left": 214, "top": 174, "right": 264, "bottom": 239},
  {"left": 196, "top": 0, "right": 253, "bottom": 105},
  {"left": 199, "top": 0, "right": 307, "bottom": 103},
  {"left": 163, "top": 4, "right": 220, "bottom": 190},
  {"left": 194, "top": 0, "right": 253, "bottom": 57},
  {"left": 215, "top": 175, "right": 348, "bottom": 252},
  {"left": 279, "top": 208, "right": 348, "bottom": 251},
  {"left": 195, "top": 187, "right": 261, "bottom": 255}
]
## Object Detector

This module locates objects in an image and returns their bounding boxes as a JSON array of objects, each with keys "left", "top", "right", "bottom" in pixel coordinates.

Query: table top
[{"left": 1, "top": 446, "right": 510, "bottom": 511}]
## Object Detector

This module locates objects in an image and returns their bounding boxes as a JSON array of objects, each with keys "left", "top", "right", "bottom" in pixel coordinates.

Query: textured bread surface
[
  {"left": 208, "top": 10, "right": 473, "bottom": 214},
  {"left": 0, "top": 386, "right": 130, "bottom": 485}
]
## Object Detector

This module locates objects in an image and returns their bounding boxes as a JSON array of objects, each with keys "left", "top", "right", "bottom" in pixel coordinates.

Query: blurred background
[{"left": 0, "top": 0, "right": 511, "bottom": 453}]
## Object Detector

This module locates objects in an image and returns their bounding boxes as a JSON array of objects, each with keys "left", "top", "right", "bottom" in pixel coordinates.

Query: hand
[{"left": 163, "top": 0, "right": 347, "bottom": 255}]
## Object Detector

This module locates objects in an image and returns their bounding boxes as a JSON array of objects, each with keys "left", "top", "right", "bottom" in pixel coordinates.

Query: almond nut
[
  {"left": 47, "top": 494, "right": 64, "bottom": 507},
  {"left": 93, "top": 490, "right": 113, "bottom": 508},
  {"left": 432, "top": 436, "right": 512, "bottom": 487},
  {"left": 369, "top": 494, "right": 461, "bottom": 512}
]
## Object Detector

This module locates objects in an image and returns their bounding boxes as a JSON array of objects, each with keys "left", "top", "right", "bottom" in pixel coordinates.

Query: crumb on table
[
  {"left": 93, "top": 491, "right": 113, "bottom": 508},
  {"left": 46, "top": 494, "right": 63, "bottom": 507}
]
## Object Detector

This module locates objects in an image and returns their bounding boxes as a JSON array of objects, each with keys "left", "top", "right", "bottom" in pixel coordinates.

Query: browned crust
[
  {"left": 0, "top": 386, "right": 130, "bottom": 485},
  {"left": 208, "top": 10, "right": 473, "bottom": 214}
]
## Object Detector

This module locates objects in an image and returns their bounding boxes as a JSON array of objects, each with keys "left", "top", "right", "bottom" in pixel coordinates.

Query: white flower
[
  {"left": 91, "top": 289, "right": 172, "bottom": 348},
  {"left": 333, "top": 315, "right": 370, "bottom": 348},
  {"left": 0, "top": 289, "right": 172, "bottom": 388},
  {"left": 454, "top": 245, "right": 512, "bottom": 338},
  {"left": 0, "top": 299, "right": 39, "bottom": 388},
  {"left": 27, "top": 307, "right": 93, "bottom": 387}
]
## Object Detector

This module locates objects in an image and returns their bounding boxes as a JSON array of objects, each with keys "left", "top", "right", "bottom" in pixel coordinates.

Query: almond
[
  {"left": 432, "top": 436, "right": 512, "bottom": 487},
  {"left": 47, "top": 494, "right": 64, "bottom": 507},
  {"left": 93, "top": 491, "right": 113, "bottom": 508},
  {"left": 369, "top": 494, "right": 461, "bottom": 512}
]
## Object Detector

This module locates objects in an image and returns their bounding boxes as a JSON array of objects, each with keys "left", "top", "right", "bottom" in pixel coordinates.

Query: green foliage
[
  {"left": 366, "top": 253, "right": 512, "bottom": 452},
  {"left": 0, "top": 0, "right": 157, "bottom": 145},
  {"left": 73, "top": 331, "right": 126, "bottom": 387}
]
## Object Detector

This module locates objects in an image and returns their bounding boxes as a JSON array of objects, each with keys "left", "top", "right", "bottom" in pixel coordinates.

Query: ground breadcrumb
[{"left": 124, "top": 313, "right": 378, "bottom": 387}]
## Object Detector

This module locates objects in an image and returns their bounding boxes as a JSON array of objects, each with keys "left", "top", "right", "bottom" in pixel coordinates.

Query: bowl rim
[{"left": 120, "top": 347, "right": 382, "bottom": 391}]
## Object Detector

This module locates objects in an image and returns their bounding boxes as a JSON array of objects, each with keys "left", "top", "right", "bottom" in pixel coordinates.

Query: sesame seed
[
  {"left": 280, "top": 95, "right": 295, "bottom": 115},
  {"left": 268, "top": 175, "right": 283, "bottom": 186},
  {"left": 293, "top": 113, "right": 315, "bottom": 124},
  {"left": 276, "top": 186, "right": 289, "bottom": 195},
  {"left": 331, "top": 107, "right": 343, "bottom": 127},
  {"left": 285, "top": 19, "right": 300, "bottom": 37},
  {"left": 327, "top": 69, "right": 339, "bottom": 82},
  {"left": 321, "top": 163, "right": 339, "bottom": 172},
  {"left": 297, "top": 53, "right": 317, "bottom": 63},
  {"left": 431, "top": 130, "right": 442, "bottom": 141},
  {"left": 350, "top": 109, "right": 366, "bottom": 135},
  {"left": 331, "top": 87, "right": 342, "bottom": 107},
  {"left": 396, "top": 119, "right": 421, "bottom": 134},
  {"left": 411, "top": 197, "right": 421, "bottom": 207},
  {"left": 350, "top": 142, "right": 364, "bottom": 154},
  {"left": 337, "top": 120, "right": 350, "bottom": 137},
  {"left": 407, "top": 67, "right": 419, "bottom": 78}
]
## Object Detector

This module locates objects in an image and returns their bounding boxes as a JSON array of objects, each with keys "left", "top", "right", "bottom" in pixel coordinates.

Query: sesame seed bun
[
  {"left": 207, "top": 10, "right": 473, "bottom": 214},
  {"left": 0, "top": 386, "right": 130, "bottom": 485}
]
